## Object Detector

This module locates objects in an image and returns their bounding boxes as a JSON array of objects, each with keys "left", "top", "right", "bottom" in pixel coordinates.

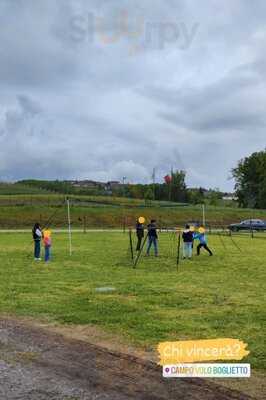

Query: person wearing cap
[
  {"left": 194, "top": 227, "right": 213, "bottom": 256},
  {"left": 182, "top": 224, "right": 194, "bottom": 259},
  {"left": 136, "top": 218, "right": 145, "bottom": 251},
  {"left": 146, "top": 219, "right": 158, "bottom": 257}
]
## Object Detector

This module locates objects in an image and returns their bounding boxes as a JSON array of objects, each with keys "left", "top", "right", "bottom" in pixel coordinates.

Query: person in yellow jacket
[{"left": 43, "top": 230, "right": 52, "bottom": 262}]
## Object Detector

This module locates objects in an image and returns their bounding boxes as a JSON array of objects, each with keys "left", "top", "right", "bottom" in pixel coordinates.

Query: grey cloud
[
  {"left": 0, "top": 0, "right": 266, "bottom": 189},
  {"left": 17, "top": 95, "right": 42, "bottom": 116},
  {"left": 141, "top": 60, "right": 266, "bottom": 134}
]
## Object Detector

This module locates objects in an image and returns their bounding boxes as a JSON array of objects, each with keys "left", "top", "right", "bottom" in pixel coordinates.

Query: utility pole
[
  {"left": 122, "top": 177, "right": 127, "bottom": 233},
  {"left": 169, "top": 166, "right": 173, "bottom": 202},
  {"left": 122, "top": 176, "right": 127, "bottom": 196},
  {"left": 152, "top": 168, "right": 156, "bottom": 201}
]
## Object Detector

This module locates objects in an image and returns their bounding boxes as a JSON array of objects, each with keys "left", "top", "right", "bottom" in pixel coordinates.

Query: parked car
[{"left": 228, "top": 219, "right": 266, "bottom": 232}]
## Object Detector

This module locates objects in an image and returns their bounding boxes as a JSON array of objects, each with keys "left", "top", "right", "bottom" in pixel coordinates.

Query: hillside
[
  {"left": 0, "top": 182, "right": 51, "bottom": 195},
  {"left": 0, "top": 193, "right": 265, "bottom": 229}
]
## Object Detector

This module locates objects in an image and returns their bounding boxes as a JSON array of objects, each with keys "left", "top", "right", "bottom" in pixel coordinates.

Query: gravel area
[{"left": 0, "top": 318, "right": 254, "bottom": 400}]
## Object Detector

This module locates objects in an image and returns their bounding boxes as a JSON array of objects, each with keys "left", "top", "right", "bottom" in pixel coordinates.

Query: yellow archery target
[{"left": 138, "top": 217, "right": 145, "bottom": 224}]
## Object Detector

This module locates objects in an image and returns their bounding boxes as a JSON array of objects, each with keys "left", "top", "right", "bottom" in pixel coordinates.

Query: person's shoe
[{"left": 209, "top": 254, "right": 213, "bottom": 256}]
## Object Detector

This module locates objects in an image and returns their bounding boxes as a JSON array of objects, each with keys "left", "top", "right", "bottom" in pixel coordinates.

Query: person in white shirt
[{"left": 32, "top": 223, "right": 42, "bottom": 260}]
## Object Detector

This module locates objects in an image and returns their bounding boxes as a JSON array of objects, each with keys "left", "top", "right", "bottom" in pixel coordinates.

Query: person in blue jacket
[{"left": 194, "top": 227, "right": 213, "bottom": 256}]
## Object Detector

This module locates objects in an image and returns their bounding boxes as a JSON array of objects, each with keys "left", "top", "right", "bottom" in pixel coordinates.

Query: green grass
[
  {"left": 0, "top": 199, "right": 266, "bottom": 228},
  {"left": 0, "top": 232, "right": 265, "bottom": 370},
  {"left": 0, "top": 183, "right": 51, "bottom": 195},
  {"left": 0, "top": 191, "right": 266, "bottom": 229},
  {"left": 0, "top": 193, "right": 184, "bottom": 207}
]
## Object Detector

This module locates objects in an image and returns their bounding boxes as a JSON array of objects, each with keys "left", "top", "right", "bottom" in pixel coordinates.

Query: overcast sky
[{"left": 0, "top": 0, "right": 265, "bottom": 190}]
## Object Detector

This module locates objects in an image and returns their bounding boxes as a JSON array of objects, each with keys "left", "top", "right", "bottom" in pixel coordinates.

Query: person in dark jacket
[
  {"left": 146, "top": 219, "right": 158, "bottom": 256},
  {"left": 136, "top": 219, "right": 144, "bottom": 251},
  {"left": 182, "top": 224, "right": 194, "bottom": 259},
  {"left": 32, "top": 223, "right": 42, "bottom": 260}
]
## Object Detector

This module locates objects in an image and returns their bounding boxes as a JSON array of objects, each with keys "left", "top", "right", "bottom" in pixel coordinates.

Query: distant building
[
  {"left": 66, "top": 179, "right": 122, "bottom": 192},
  {"left": 188, "top": 187, "right": 208, "bottom": 195},
  {"left": 66, "top": 180, "right": 103, "bottom": 188},
  {"left": 222, "top": 193, "right": 238, "bottom": 201},
  {"left": 106, "top": 181, "right": 121, "bottom": 191}
]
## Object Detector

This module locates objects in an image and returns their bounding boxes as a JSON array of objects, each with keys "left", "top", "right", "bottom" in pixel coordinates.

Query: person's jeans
[
  {"left": 45, "top": 246, "right": 51, "bottom": 262},
  {"left": 147, "top": 237, "right": 158, "bottom": 256},
  {"left": 183, "top": 242, "right": 193, "bottom": 258},
  {"left": 34, "top": 240, "right": 41, "bottom": 259},
  {"left": 136, "top": 235, "right": 143, "bottom": 251}
]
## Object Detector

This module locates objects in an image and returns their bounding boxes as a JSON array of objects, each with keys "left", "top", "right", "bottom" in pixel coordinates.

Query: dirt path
[{"left": 0, "top": 318, "right": 254, "bottom": 400}]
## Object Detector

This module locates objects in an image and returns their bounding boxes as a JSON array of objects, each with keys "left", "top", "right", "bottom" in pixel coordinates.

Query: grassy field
[
  {"left": 0, "top": 195, "right": 266, "bottom": 228},
  {"left": 0, "top": 183, "right": 51, "bottom": 195},
  {"left": 0, "top": 193, "right": 185, "bottom": 207},
  {"left": 0, "top": 231, "right": 265, "bottom": 371}
]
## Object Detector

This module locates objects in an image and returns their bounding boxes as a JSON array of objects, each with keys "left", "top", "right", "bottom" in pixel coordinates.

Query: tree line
[
  {"left": 232, "top": 149, "right": 266, "bottom": 209},
  {"left": 18, "top": 149, "right": 266, "bottom": 209},
  {"left": 18, "top": 172, "right": 224, "bottom": 205}
]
